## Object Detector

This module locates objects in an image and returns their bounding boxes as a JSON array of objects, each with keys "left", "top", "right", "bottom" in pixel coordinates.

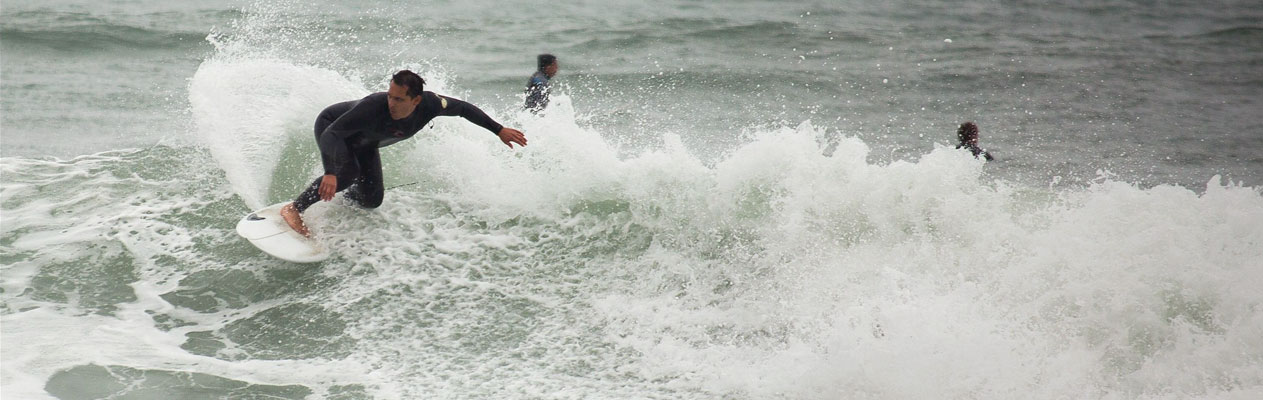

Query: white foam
[
  {"left": 298, "top": 100, "right": 1259, "bottom": 397},
  {"left": 1, "top": 307, "right": 370, "bottom": 399},
  {"left": 0, "top": 152, "right": 377, "bottom": 398}
]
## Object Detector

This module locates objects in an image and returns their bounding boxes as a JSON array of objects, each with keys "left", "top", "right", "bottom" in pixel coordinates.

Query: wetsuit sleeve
[
  {"left": 438, "top": 96, "right": 504, "bottom": 135},
  {"left": 317, "top": 99, "right": 377, "bottom": 175}
]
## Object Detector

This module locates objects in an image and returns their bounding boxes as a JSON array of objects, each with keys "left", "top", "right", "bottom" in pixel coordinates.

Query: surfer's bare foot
[{"left": 280, "top": 203, "right": 310, "bottom": 237}]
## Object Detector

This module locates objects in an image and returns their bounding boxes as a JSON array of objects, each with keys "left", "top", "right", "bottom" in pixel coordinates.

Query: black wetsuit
[
  {"left": 524, "top": 71, "right": 550, "bottom": 112},
  {"left": 292, "top": 91, "right": 503, "bottom": 212},
  {"left": 957, "top": 143, "right": 995, "bottom": 161}
]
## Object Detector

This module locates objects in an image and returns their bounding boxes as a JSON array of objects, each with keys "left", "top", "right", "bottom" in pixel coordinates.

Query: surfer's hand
[
  {"left": 498, "top": 128, "right": 527, "bottom": 148},
  {"left": 319, "top": 174, "right": 337, "bottom": 201}
]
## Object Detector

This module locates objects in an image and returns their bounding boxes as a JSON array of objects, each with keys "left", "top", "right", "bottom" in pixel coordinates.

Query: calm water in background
[{"left": 3, "top": 0, "right": 1262, "bottom": 399}]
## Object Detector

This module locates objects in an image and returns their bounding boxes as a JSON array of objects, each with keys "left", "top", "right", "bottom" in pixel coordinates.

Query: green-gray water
[{"left": 4, "top": 1, "right": 1263, "bottom": 398}]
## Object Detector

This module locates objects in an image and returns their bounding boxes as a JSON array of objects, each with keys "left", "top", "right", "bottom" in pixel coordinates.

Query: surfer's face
[{"left": 387, "top": 82, "right": 421, "bottom": 120}]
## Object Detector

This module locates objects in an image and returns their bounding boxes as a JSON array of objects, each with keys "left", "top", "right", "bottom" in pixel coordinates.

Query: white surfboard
[{"left": 236, "top": 202, "right": 330, "bottom": 263}]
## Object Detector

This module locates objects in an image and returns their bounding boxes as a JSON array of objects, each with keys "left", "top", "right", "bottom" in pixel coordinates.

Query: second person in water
[
  {"left": 956, "top": 121, "right": 994, "bottom": 161},
  {"left": 525, "top": 54, "right": 559, "bottom": 112}
]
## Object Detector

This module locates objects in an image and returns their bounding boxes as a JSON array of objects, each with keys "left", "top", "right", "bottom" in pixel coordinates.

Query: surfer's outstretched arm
[
  {"left": 435, "top": 95, "right": 501, "bottom": 132},
  {"left": 437, "top": 95, "right": 527, "bottom": 148}
]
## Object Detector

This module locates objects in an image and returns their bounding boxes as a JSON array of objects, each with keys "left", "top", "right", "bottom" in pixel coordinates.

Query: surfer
[
  {"left": 280, "top": 70, "right": 527, "bottom": 236},
  {"left": 956, "top": 121, "right": 994, "bottom": 161},
  {"left": 524, "top": 54, "right": 558, "bottom": 112}
]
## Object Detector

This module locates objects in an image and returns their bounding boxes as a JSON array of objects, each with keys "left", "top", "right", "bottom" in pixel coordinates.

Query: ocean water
[{"left": 3, "top": 0, "right": 1262, "bottom": 399}]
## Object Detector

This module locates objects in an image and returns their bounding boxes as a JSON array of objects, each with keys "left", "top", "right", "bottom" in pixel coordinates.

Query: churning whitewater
[{"left": 3, "top": 0, "right": 1263, "bottom": 399}]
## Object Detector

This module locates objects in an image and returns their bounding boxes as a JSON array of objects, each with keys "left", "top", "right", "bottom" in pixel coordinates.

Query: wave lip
[{"left": 188, "top": 57, "right": 366, "bottom": 209}]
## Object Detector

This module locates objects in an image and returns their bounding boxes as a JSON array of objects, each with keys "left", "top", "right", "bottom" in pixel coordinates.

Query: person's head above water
[
  {"left": 387, "top": 70, "right": 425, "bottom": 120},
  {"left": 537, "top": 54, "right": 559, "bottom": 78},
  {"left": 957, "top": 121, "right": 980, "bottom": 145}
]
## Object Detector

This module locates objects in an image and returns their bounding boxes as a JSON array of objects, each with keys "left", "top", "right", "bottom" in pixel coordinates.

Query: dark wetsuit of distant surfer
[
  {"left": 956, "top": 121, "right": 994, "bottom": 161},
  {"left": 524, "top": 54, "right": 559, "bottom": 113},
  {"left": 280, "top": 70, "right": 527, "bottom": 236}
]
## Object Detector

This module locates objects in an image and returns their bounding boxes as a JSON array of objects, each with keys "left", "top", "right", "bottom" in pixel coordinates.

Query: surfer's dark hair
[
  {"left": 392, "top": 70, "right": 425, "bottom": 98},
  {"left": 537, "top": 54, "right": 557, "bottom": 71},
  {"left": 957, "top": 121, "right": 979, "bottom": 143}
]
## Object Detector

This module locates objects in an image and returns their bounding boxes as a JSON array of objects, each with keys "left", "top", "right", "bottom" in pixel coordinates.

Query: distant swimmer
[
  {"left": 280, "top": 70, "right": 527, "bottom": 236},
  {"left": 956, "top": 121, "right": 994, "bottom": 161},
  {"left": 524, "top": 53, "right": 559, "bottom": 112}
]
